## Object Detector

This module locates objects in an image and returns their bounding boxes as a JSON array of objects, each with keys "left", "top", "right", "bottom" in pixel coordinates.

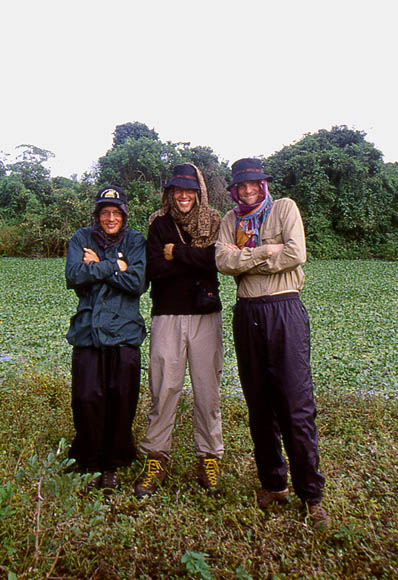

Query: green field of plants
[{"left": 0, "top": 258, "right": 397, "bottom": 579}]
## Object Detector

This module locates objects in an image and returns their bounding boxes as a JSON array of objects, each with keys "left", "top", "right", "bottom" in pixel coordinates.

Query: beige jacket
[{"left": 215, "top": 198, "right": 306, "bottom": 297}]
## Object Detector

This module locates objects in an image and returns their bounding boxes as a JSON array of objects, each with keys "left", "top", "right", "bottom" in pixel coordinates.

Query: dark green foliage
[
  {"left": 7, "top": 145, "right": 54, "bottom": 202},
  {"left": 0, "top": 145, "right": 97, "bottom": 256},
  {"left": 103, "top": 121, "right": 179, "bottom": 190},
  {"left": 181, "top": 550, "right": 213, "bottom": 579},
  {"left": 0, "top": 178, "right": 94, "bottom": 256},
  {"left": 0, "top": 125, "right": 397, "bottom": 257},
  {"left": 126, "top": 181, "right": 162, "bottom": 233},
  {"left": 264, "top": 126, "right": 397, "bottom": 258},
  {"left": 0, "top": 174, "right": 30, "bottom": 216},
  {"left": 112, "top": 121, "right": 159, "bottom": 147},
  {"left": 383, "top": 161, "right": 398, "bottom": 228},
  {"left": 98, "top": 135, "right": 182, "bottom": 191}
]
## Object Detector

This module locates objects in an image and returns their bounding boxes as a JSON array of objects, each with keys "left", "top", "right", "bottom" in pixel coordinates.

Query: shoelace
[
  {"left": 141, "top": 459, "right": 164, "bottom": 487},
  {"left": 102, "top": 471, "right": 117, "bottom": 488},
  {"left": 203, "top": 458, "right": 219, "bottom": 486}
]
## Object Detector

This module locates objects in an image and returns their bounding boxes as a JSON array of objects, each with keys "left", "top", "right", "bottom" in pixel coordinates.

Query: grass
[{"left": 0, "top": 257, "right": 397, "bottom": 579}]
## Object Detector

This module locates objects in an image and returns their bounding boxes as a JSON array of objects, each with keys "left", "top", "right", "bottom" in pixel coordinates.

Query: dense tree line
[
  {"left": 0, "top": 123, "right": 397, "bottom": 259},
  {"left": 263, "top": 126, "right": 398, "bottom": 259}
]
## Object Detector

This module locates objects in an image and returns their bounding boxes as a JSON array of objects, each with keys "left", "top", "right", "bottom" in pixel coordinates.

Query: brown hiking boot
[
  {"left": 197, "top": 456, "right": 221, "bottom": 493},
  {"left": 134, "top": 455, "right": 167, "bottom": 499},
  {"left": 307, "top": 503, "right": 330, "bottom": 529},
  {"left": 81, "top": 471, "right": 102, "bottom": 496},
  {"left": 257, "top": 487, "right": 289, "bottom": 509},
  {"left": 101, "top": 470, "right": 120, "bottom": 496}
]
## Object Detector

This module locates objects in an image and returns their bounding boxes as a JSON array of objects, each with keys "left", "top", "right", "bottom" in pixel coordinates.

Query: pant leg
[
  {"left": 233, "top": 302, "right": 288, "bottom": 490},
  {"left": 70, "top": 345, "right": 141, "bottom": 471},
  {"left": 264, "top": 298, "right": 325, "bottom": 504},
  {"left": 69, "top": 346, "right": 105, "bottom": 471},
  {"left": 187, "top": 312, "right": 224, "bottom": 459},
  {"left": 139, "top": 315, "right": 188, "bottom": 459},
  {"left": 102, "top": 345, "right": 141, "bottom": 470}
]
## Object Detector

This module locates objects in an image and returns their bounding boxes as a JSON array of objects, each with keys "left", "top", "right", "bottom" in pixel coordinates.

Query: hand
[
  {"left": 163, "top": 243, "right": 174, "bottom": 261},
  {"left": 264, "top": 243, "right": 284, "bottom": 257},
  {"left": 117, "top": 259, "right": 128, "bottom": 272},
  {"left": 224, "top": 242, "right": 240, "bottom": 251},
  {"left": 83, "top": 248, "right": 100, "bottom": 263}
]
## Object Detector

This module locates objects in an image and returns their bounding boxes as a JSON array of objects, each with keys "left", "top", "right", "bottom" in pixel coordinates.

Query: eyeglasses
[{"left": 99, "top": 210, "right": 123, "bottom": 219}]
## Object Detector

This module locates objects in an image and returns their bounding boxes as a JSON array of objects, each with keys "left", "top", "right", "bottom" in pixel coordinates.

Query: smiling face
[
  {"left": 237, "top": 180, "right": 262, "bottom": 205},
  {"left": 173, "top": 187, "right": 197, "bottom": 213},
  {"left": 98, "top": 204, "right": 124, "bottom": 235}
]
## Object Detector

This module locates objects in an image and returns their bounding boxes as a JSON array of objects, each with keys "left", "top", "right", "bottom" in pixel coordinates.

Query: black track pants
[
  {"left": 233, "top": 293, "right": 325, "bottom": 504},
  {"left": 69, "top": 345, "right": 141, "bottom": 472}
]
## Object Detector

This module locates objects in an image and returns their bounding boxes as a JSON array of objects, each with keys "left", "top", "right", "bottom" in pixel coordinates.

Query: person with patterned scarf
[
  {"left": 216, "top": 158, "right": 329, "bottom": 529},
  {"left": 135, "top": 163, "right": 224, "bottom": 498},
  {"left": 65, "top": 186, "right": 147, "bottom": 495}
]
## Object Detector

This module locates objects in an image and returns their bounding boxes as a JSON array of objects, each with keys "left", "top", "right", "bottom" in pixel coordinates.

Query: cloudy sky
[{"left": 1, "top": 0, "right": 397, "bottom": 178}]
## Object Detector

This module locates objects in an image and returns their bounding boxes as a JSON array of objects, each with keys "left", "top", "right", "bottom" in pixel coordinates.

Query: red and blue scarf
[{"left": 230, "top": 180, "right": 273, "bottom": 248}]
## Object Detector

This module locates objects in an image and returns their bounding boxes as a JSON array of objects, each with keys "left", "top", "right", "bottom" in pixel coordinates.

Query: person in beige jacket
[{"left": 216, "top": 158, "right": 329, "bottom": 529}]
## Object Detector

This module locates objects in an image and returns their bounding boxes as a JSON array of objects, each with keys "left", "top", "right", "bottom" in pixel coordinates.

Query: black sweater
[{"left": 147, "top": 213, "right": 221, "bottom": 316}]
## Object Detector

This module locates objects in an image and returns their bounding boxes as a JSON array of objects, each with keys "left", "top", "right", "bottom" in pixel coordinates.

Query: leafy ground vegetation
[{"left": 0, "top": 258, "right": 397, "bottom": 580}]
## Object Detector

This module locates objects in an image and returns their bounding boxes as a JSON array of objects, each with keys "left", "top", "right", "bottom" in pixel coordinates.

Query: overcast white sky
[{"left": 1, "top": 0, "right": 397, "bottom": 178}]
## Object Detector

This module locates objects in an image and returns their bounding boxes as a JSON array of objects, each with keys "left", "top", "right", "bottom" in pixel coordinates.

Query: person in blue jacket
[{"left": 65, "top": 185, "right": 147, "bottom": 493}]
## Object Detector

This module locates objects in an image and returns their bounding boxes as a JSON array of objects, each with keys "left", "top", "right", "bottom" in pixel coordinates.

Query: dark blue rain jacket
[{"left": 65, "top": 227, "right": 147, "bottom": 348}]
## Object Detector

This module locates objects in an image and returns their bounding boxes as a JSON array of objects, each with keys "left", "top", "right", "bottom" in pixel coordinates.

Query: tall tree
[
  {"left": 14, "top": 144, "right": 55, "bottom": 165},
  {"left": 264, "top": 126, "right": 393, "bottom": 253},
  {"left": 6, "top": 144, "right": 54, "bottom": 202},
  {"left": 98, "top": 136, "right": 181, "bottom": 191},
  {"left": 112, "top": 122, "right": 159, "bottom": 148},
  {"left": 383, "top": 162, "right": 398, "bottom": 227}
]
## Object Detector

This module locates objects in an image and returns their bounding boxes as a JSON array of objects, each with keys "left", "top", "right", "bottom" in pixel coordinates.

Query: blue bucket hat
[
  {"left": 228, "top": 158, "right": 272, "bottom": 191},
  {"left": 164, "top": 164, "right": 201, "bottom": 190}
]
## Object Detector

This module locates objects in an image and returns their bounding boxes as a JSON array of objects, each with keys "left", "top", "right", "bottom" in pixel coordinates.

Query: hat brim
[
  {"left": 164, "top": 177, "right": 200, "bottom": 190},
  {"left": 227, "top": 172, "right": 273, "bottom": 191},
  {"left": 95, "top": 198, "right": 125, "bottom": 207}
]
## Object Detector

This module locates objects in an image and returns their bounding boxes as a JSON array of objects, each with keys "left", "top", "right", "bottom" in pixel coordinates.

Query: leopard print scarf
[{"left": 148, "top": 163, "right": 221, "bottom": 248}]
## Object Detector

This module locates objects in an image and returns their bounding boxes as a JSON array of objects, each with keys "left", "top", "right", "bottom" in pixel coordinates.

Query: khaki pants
[{"left": 139, "top": 312, "right": 224, "bottom": 459}]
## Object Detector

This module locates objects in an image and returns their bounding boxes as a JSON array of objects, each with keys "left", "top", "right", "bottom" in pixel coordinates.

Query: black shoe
[
  {"left": 81, "top": 471, "right": 102, "bottom": 495},
  {"left": 101, "top": 470, "right": 120, "bottom": 495}
]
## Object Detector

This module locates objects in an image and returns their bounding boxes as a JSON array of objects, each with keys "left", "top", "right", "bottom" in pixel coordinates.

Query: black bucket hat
[
  {"left": 95, "top": 186, "right": 127, "bottom": 206},
  {"left": 95, "top": 186, "right": 128, "bottom": 216},
  {"left": 164, "top": 164, "right": 201, "bottom": 190},
  {"left": 228, "top": 158, "right": 272, "bottom": 190}
]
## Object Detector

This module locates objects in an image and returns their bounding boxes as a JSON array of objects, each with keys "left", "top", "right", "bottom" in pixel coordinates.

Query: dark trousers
[
  {"left": 233, "top": 293, "right": 325, "bottom": 504},
  {"left": 69, "top": 345, "right": 141, "bottom": 472}
]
